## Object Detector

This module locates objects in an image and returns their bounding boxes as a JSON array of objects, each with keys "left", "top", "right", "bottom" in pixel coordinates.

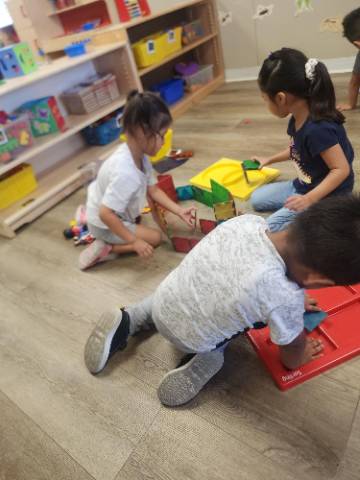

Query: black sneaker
[{"left": 84, "top": 308, "right": 130, "bottom": 374}]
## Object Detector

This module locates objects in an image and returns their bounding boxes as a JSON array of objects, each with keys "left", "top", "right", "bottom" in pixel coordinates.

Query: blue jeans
[{"left": 251, "top": 181, "right": 299, "bottom": 232}]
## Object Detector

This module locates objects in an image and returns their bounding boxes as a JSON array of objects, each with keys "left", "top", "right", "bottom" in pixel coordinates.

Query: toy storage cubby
[
  {"left": 3, "top": 0, "right": 224, "bottom": 238},
  {"left": 126, "top": 0, "right": 224, "bottom": 117},
  {"left": 0, "top": 42, "right": 140, "bottom": 238},
  {"left": 8, "top": 0, "right": 224, "bottom": 120}
]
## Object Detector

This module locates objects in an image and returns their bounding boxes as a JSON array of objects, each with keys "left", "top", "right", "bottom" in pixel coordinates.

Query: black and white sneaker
[
  {"left": 84, "top": 308, "right": 130, "bottom": 374},
  {"left": 157, "top": 350, "right": 224, "bottom": 407}
]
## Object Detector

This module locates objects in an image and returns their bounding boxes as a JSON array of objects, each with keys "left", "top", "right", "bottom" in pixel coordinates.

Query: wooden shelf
[
  {"left": 0, "top": 96, "right": 126, "bottom": 177},
  {"left": 47, "top": 0, "right": 102, "bottom": 16},
  {"left": 120, "top": 0, "right": 206, "bottom": 30},
  {"left": 3, "top": 0, "right": 224, "bottom": 238},
  {"left": 0, "top": 141, "right": 117, "bottom": 238},
  {"left": 170, "top": 74, "right": 224, "bottom": 118},
  {"left": 0, "top": 43, "right": 126, "bottom": 97},
  {"left": 138, "top": 33, "right": 216, "bottom": 77}
]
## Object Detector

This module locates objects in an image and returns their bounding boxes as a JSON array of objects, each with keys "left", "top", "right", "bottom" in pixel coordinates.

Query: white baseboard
[{"left": 225, "top": 56, "right": 355, "bottom": 83}]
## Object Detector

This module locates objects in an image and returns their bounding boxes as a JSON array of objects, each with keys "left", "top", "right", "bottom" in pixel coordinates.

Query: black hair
[
  {"left": 343, "top": 7, "right": 360, "bottom": 43},
  {"left": 122, "top": 90, "right": 172, "bottom": 136},
  {"left": 289, "top": 195, "right": 360, "bottom": 285},
  {"left": 258, "top": 48, "right": 345, "bottom": 124}
]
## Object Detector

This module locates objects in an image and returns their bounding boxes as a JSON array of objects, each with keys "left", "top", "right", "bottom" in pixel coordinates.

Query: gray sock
[{"left": 126, "top": 295, "right": 155, "bottom": 335}]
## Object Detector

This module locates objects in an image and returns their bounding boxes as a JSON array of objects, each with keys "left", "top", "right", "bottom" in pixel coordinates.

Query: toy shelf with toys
[
  {"left": 7, "top": 0, "right": 224, "bottom": 119},
  {"left": 0, "top": 42, "right": 140, "bottom": 239},
  {"left": 0, "top": 0, "right": 224, "bottom": 239}
]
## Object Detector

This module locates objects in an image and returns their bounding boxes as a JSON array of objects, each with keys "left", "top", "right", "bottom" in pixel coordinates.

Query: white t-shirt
[
  {"left": 152, "top": 215, "right": 305, "bottom": 352},
  {"left": 86, "top": 143, "right": 156, "bottom": 229}
]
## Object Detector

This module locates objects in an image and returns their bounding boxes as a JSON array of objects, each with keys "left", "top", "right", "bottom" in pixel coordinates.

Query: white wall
[
  {"left": 217, "top": 0, "right": 360, "bottom": 80},
  {"left": 149, "top": 0, "right": 360, "bottom": 81}
]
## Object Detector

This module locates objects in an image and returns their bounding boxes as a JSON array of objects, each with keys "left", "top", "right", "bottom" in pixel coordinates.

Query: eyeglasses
[{"left": 156, "top": 130, "right": 167, "bottom": 142}]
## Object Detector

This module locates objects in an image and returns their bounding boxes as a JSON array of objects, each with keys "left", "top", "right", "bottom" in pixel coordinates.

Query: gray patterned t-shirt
[{"left": 153, "top": 215, "right": 305, "bottom": 352}]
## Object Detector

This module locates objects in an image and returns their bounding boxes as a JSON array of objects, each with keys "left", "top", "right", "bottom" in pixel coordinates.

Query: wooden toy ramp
[
  {"left": 247, "top": 285, "right": 360, "bottom": 391},
  {"left": 189, "top": 158, "right": 280, "bottom": 200}
]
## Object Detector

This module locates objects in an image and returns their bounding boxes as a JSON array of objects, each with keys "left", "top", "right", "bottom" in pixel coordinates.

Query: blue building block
[
  {"left": 304, "top": 310, "right": 328, "bottom": 332},
  {"left": 176, "top": 185, "right": 194, "bottom": 201}
]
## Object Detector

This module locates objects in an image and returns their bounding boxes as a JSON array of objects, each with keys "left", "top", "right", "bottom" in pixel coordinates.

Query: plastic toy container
[
  {"left": 162, "top": 26, "right": 182, "bottom": 56},
  {"left": 64, "top": 42, "right": 88, "bottom": 57},
  {"left": 183, "top": 64, "right": 214, "bottom": 91},
  {"left": 150, "top": 128, "right": 173, "bottom": 163},
  {"left": 0, "top": 163, "right": 37, "bottom": 209},
  {"left": 182, "top": 19, "right": 204, "bottom": 45},
  {"left": 61, "top": 74, "right": 120, "bottom": 114},
  {"left": 0, "top": 114, "right": 33, "bottom": 164},
  {"left": 151, "top": 78, "right": 184, "bottom": 105},
  {"left": 132, "top": 32, "right": 164, "bottom": 68},
  {"left": 82, "top": 110, "right": 123, "bottom": 145}
]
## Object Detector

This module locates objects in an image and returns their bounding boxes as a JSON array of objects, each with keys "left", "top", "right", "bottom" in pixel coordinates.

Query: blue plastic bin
[
  {"left": 82, "top": 111, "right": 123, "bottom": 145},
  {"left": 64, "top": 41, "right": 88, "bottom": 57},
  {"left": 151, "top": 78, "right": 184, "bottom": 105}
]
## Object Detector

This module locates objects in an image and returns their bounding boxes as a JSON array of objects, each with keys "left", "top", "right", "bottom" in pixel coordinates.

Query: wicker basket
[{"left": 61, "top": 74, "right": 120, "bottom": 115}]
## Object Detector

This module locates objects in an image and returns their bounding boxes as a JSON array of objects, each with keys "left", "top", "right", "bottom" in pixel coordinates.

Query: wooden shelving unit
[
  {"left": 0, "top": 43, "right": 140, "bottom": 238},
  {"left": 2, "top": 0, "right": 224, "bottom": 238},
  {"left": 47, "top": 0, "right": 103, "bottom": 16},
  {"left": 126, "top": 0, "right": 224, "bottom": 119},
  {"left": 137, "top": 32, "right": 216, "bottom": 77},
  {"left": 0, "top": 142, "right": 116, "bottom": 239}
]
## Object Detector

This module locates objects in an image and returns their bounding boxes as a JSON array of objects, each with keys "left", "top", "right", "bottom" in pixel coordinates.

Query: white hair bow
[{"left": 305, "top": 58, "right": 318, "bottom": 82}]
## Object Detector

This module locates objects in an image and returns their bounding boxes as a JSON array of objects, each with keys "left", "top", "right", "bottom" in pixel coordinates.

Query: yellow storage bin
[
  {"left": 0, "top": 163, "right": 37, "bottom": 209},
  {"left": 132, "top": 33, "right": 165, "bottom": 68},
  {"left": 162, "top": 26, "right": 182, "bottom": 56},
  {"left": 150, "top": 128, "right": 173, "bottom": 163},
  {"left": 120, "top": 129, "right": 173, "bottom": 164}
]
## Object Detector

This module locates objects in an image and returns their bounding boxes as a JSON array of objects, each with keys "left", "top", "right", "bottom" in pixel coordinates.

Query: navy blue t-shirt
[{"left": 287, "top": 116, "right": 354, "bottom": 195}]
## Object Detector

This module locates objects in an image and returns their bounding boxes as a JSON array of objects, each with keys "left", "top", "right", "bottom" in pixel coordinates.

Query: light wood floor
[{"left": 1, "top": 75, "right": 359, "bottom": 480}]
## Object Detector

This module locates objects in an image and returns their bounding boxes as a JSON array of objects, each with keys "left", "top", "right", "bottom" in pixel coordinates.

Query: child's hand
[
  {"left": 304, "top": 294, "right": 321, "bottom": 312},
  {"left": 133, "top": 239, "right": 154, "bottom": 258},
  {"left": 337, "top": 103, "right": 353, "bottom": 112},
  {"left": 285, "top": 194, "right": 313, "bottom": 212},
  {"left": 300, "top": 337, "right": 324, "bottom": 365},
  {"left": 177, "top": 206, "right": 197, "bottom": 229},
  {"left": 251, "top": 156, "right": 270, "bottom": 169}
]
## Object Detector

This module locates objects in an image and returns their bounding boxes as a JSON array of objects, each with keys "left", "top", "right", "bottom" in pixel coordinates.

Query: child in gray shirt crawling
[{"left": 84, "top": 195, "right": 360, "bottom": 407}]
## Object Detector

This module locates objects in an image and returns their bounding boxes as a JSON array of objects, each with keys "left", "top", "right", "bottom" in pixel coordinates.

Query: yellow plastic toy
[
  {"left": 190, "top": 158, "right": 280, "bottom": 201},
  {"left": 120, "top": 128, "right": 173, "bottom": 164}
]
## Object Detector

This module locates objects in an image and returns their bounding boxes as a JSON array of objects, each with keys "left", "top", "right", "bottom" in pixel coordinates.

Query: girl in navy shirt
[{"left": 251, "top": 48, "right": 354, "bottom": 232}]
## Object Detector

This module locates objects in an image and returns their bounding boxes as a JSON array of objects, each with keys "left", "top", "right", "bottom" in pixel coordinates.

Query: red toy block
[
  {"left": 199, "top": 219, "right": 217, "bottom": 235},
  {"left": 172, "top": 237, "right": 199, "bottom": 253},
  {"left": 157, "top": 174, "right": 178, "bottom": 203},
  {"left": 247, "top": 285, "right": 360, "bottom": 391}
]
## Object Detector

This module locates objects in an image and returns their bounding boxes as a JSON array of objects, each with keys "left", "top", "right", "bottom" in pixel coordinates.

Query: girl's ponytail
[{"left": 308, "top": 61, "right": 345, "bottom": 124}]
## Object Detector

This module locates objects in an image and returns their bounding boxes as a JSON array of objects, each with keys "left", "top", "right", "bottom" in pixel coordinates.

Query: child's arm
[
  {"left": 252, "top": 147, "right": 290, "bottom": 168},
  {"left": 148, "top": 185, "right": 196, "bottom": 228},
  {"left": 337, "top": 73, "right": 360, "bottom": 111},
  {"left": 279, "top": 331, "right": 324, "bottom": 370},
  {"left": 99, "top": 205, "right": 153, "bottom": 257},
  {"left": 285, "top": 144, "right": 350, "bottom": 212}
]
